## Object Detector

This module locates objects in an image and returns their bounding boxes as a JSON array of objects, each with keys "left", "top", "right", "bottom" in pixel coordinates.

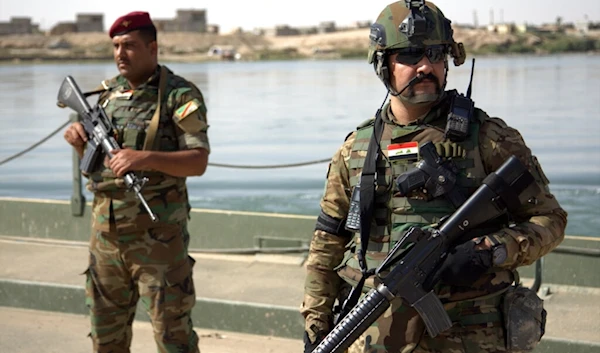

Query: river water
[{"left": 0, "top": 54, "right": 598, "bottom": 236}]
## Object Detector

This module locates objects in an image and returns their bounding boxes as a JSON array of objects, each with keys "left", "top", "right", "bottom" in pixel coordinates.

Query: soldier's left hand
[
  {"left": 108, "top": 148, "right": 147, "bottom": 177},
  {"left": 431, "top": 240, "right": 493, "bottom": 287}
]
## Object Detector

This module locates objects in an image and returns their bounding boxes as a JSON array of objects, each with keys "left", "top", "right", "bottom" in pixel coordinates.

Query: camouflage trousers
[
  {"left": 347, "top": 295, "right": 509, "bottom": 353},
  {"left": 84, "top": 222, "right": 199, "bottom": 353}
]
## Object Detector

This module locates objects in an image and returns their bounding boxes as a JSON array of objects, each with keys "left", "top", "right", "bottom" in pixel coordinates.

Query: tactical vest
[
  {"left": 338, "top": 107, "right": 490, "bottom": 289},
  {"left": 86, "top": 67, "right": 192, "bottom": 232},
  {"left": 88, "top": 67, "right": 183, "bottom": 192}
]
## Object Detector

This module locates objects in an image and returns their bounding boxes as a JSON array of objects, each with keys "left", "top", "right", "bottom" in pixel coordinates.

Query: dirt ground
[
  {"left": 1, "top": 27, "right": 596, "bottom": 62},
  {"left": 0, "top": 306, "right": 303, "bottom": 353},
  {"left": 0, "top": 27, "right": 529, "bottom": 62}
]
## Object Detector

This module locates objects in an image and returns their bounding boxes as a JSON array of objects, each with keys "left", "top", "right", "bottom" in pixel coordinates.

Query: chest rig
[
  {"left": 100, "top": 75, "right": 178, "bottom": 153},
  {"left": 340, "top": 98, "right": 488, "bottom": 286},
  {"left": 88, "top": 67, "right": 179, "bottom": 189}
]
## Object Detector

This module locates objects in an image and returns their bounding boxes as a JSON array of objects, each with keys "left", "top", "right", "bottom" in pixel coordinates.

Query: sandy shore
[{"left": 0, "top": 28, "right": 597, "bottom": 62}]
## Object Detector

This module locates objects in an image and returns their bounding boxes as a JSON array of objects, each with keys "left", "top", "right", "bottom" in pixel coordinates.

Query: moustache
[{"left": 412, "top": 73, "right": 439, "bottom": 86}]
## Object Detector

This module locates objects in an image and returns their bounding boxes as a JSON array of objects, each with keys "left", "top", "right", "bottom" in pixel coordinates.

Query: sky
[{"left": 1, "top": 0, "right": 598, "bottom": 32}]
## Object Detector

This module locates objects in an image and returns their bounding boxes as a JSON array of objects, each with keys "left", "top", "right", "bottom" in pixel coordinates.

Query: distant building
[
  {"left": 207, "top": 24, "right": 219, "bottom": 34},
  {"left": 155, "top": 9, "right": 207, "bottom": 33},
  {"left": 264, "top": 25, "right": 300, "bottom": 36},
  {"left": 47, "top": 13, "right": 103, "bottom": 35},
  {"left": 575, "top": 21, "right": 591, "bottom": 34},
  {"left": 487, "top": 23, "right": 515, "bottom": 34},
  {"left": 176, "top": 9, "right": 206, "bottom": 32},
  {"left": 76, "top": 13, "right": 103, "bottom": 32},
  {"left": 0, "top": 17, "right": 37, "bottom": 35},
  {"left": 297, "top": 26, "right": 318, "bottom": 35},
  {"left": 318, "top": 21, "right": 336, "bottom": 34}
]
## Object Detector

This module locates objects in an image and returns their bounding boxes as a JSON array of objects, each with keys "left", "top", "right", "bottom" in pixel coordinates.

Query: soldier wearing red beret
[
  {"left": 64, "top": 10, "right": 209, "bottom": 353},
  {"left": 108, "top": 11, "right": 155, "bottom": 38}
]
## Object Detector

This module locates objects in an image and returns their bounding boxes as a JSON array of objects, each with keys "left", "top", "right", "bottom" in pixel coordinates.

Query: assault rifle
[
  {"left": 57, "top": 76, "right": 158, "bottom": 222},
  {"left": 312, "top": 155, "right": 538, "bottom": 353}
]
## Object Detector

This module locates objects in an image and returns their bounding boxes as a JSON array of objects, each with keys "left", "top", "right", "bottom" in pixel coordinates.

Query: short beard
[{"left": 399, "top": 90, "right": 441, "bottom": 105}]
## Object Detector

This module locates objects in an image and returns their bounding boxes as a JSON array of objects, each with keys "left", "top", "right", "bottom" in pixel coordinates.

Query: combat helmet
[{"left": 368, "top": 0, "right": 466, "bottom": 95}]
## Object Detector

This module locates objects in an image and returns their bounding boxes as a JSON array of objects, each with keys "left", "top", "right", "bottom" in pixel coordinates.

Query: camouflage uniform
[
  {"left": 84, "top": 65, "right": 210, "bottom": 353},
  {"left": 301, "top": 97, "right": 567, "bottom": 352},
  {"left": 301, "top": 2, "right": 567, "bottom": 352}
]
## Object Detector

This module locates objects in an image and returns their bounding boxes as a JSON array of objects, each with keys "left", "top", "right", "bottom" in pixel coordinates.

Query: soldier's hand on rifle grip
[
  {"left": 430, "top": 240, "right": 493, "bottom": 287},
  {"left": 63, "top": 122, "right": 87, "bottom": 147},
  {"left": 109, "top": 148, "right": 147, "bottom": 177},
  {"left": 304, "top": 330, "right": 326, "bottom": 353}
]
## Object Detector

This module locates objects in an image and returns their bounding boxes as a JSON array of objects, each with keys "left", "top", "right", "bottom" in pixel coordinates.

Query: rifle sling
[
  {"left": 337, "top": 109, "right": 384, "bottom": 323},
  {"left": 359, "top": 109, "right": 384, "bottom": 272},
  {"left": 143, "top": 65, "right": 168, "bottom": 151}
]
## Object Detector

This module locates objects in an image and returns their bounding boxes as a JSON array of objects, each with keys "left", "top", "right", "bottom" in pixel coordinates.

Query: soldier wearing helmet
[{"left": 301, "top": 1, "right": 567, "bottom": 352}]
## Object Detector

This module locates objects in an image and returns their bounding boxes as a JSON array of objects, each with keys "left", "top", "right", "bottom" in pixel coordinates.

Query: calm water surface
[{"left": 0, "top": 54, "right": 598, "bottom": 236}]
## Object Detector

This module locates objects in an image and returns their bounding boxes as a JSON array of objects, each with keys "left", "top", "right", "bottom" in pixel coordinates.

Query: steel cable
[
  {"left": 0, "top": 122, "right": 331, "bottom": 169},
  {"left": 0, "top": 120, "right": 70, "bottom": 166}
]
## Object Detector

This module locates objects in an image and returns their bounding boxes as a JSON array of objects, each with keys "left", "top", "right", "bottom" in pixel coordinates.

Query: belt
[{"left": 446, "top": 289, "right": 507, "bottom": 327}]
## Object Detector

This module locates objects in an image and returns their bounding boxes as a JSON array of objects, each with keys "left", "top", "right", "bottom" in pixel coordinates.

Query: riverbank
[{"left": 1, "top": 27, "right": 599, "bottom": 63}]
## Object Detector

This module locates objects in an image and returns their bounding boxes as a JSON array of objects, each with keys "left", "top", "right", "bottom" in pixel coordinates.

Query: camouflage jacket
[
  {"left": 87, "top": 65, "right": 210, "bottom": 233},
  {"left": 301, "top": 93, "right": 568, "bottom": 340}
]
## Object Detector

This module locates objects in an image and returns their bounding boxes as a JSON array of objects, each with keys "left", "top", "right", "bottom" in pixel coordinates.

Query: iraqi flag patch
[
  {"left": 175, "top": 99, "right": 202, "bottom": 120},
  {"left": 388, "top": 141, "right": 419, "bottom": 160}
]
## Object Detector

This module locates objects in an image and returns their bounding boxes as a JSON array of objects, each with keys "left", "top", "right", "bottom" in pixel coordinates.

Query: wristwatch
[{"left": 487, "top": 235, "right": 507, "bottom": 266}]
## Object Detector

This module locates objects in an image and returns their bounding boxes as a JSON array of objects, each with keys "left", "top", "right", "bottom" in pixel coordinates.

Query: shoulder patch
[{"left": 175, "top": 98, "right": 203, "bottom": 120}]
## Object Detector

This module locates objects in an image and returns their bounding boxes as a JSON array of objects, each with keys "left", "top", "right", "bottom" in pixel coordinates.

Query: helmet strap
[{"left": 374, "top": 51, "right": 400, "bottom": 96}]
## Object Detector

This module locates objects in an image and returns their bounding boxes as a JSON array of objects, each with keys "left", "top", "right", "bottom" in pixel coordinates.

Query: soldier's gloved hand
[
  {"left": 304, "top": 330, "right": 326, "bottom": 353},
  {"left": 433, "top": 240, "right": 492, "bottom": 287}
]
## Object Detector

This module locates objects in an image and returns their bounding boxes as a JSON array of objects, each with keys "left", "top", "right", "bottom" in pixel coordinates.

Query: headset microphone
[{"left": 396, "top": 73, "right": 425, "bottom": 96}]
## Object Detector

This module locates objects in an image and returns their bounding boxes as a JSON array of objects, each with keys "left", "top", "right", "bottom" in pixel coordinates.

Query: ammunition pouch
[
  {"left": 446, "top": 290, "right": 505, "bottom": 327},
  {"left": 502, "top": 285, "right": 546, "bottom": 351},
  {"left": 122, "top": 123, "right": 146, "bottom": 150}
]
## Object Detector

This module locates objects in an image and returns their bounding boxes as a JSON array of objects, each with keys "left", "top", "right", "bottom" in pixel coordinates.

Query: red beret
[{"left": 109, "top": 11, "right": 155, "bottom": 38}]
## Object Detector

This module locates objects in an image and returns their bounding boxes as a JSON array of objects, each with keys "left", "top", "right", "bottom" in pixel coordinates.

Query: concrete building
[
  {"left": 297, "top": 26, "right": 318, "bottom": 35},
  {"left": 46, "top": 13, "right": 102, "bottom": 35},
  {"left": 154, "top": 9, "right": 207, "bottom": 33},
  {"left": 516, "top": 23, "right": 536, "bottom": 33},
  {"left": 176, "top": 9, "right": 206, "bottom": 32},
  {"left": 0, "top": 17, "right": 37, "bottom": 35},
  {"left": 207, "top": 24, "right": 219, "bottom": 34},
  {"left": 487, "top": 23, "right": 515, "bottom": 34},
  {"left": 318, "top": 21, "right": 336, "bottom": 34},
  {"left": 264, "top": 25, "right": 300, "bottom": 36},
  {"left": 76, "top": 14, "right": 103, "bottom": 32}
]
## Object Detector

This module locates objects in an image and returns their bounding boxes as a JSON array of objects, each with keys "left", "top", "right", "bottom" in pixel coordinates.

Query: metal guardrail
[
  {"left": 553, "top": 246, "right": 600, "bottom": 257},
  {"left": 8, "top": 116, "right": 593, "bottom": 294}
]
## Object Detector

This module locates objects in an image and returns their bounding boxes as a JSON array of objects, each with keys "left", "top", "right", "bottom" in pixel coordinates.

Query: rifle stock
[
  {"left": 57, "top": 76, "right": 159, "bottom": 222},
  {"left": 312, "top": 155, "right": 538, "bottom": 353}
]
